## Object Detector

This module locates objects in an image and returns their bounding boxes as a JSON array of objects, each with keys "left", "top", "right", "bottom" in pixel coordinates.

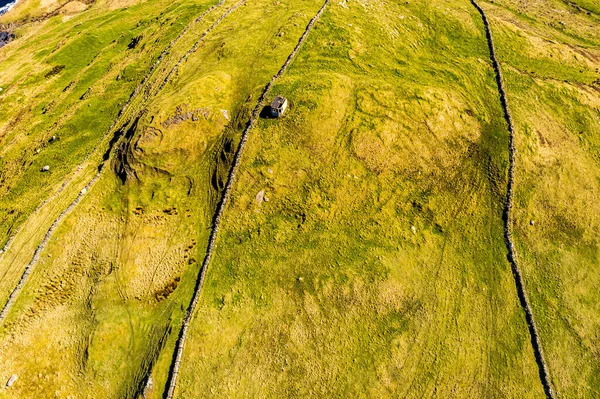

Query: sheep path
[
  {"left": 162, "top": 0, "right": 330, "bottom": 397},
  {"left": 0, "top": 0, "right": 237, "bottom": 325},
  {"left": 470, "top": 1, "right": 555, "bottom": 398}
]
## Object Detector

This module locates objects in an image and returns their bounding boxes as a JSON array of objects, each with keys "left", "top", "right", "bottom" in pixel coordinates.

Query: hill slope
[{"left": 0, "top": 0, "right": 599, "bottom": 397}]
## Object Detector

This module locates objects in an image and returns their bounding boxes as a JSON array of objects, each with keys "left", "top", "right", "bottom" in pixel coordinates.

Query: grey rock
[
  {"left": 256, "top": 190, "right": 265, "bottom": 205},
  {"left": 6, "top": 374, "right": 17, "bottom": 388},
  {"left": 0, "top": 32, "right": 14, "bottom": 49}
]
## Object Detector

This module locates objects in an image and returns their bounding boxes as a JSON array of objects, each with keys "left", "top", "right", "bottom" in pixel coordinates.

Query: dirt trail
[
  {"left": 162, "top": 0, "right": 331, "bottom": 397},
  {"left": 0, "top": 0, "right": 235, "bottom": 325},
  {"left": 470, "top": 1, "right": 555, "bottom": 398}
]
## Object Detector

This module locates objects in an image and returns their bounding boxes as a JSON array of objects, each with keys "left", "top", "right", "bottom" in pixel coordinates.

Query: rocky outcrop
[
  {"left": 0, "top": 31, "right": 14, "bottom": 48},
  {"left": 0, "top": 0, "right": 230, "bottom": 267}
]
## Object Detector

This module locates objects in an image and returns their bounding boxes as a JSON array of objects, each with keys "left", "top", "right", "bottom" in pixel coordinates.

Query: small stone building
[{"left": 270, "top": 96, "right": 288, "bottom": 118}]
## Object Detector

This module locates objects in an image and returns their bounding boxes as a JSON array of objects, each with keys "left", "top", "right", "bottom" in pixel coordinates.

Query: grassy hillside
[
  {"left": 0, "top": 0, "right": 598, "bottom": 397},
  {"left": 173, "top": 0, "right": 545, "bottom": 396},
  {"left": 489, "top": 0, "right": 600, "bottom": 396}
]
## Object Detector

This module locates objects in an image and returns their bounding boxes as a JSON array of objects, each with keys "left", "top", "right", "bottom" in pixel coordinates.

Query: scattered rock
[
  {"left": 411, "top": 225, "right": 417, "bottom": 234},
  {"left": 49, "top": 135, "right": 58, "bottom": 143},
  {"left": 198, "top": 107, "right": 211, "bottom": 119},
  {"left": 143, "top": 376, "right": 153, "bottom": 397},
  {"left": 6, "top": 374, "right": 17, "bottom": 388},
  {"left": 264, "top": 196, "right": 269, "bottom": 202},
  {"left": 41, "top": 165, "right": 50, "bottom": 172},
  {"left": 35, "top": 149, "right": 41, "bottom": 154},
  {"left": 267, "top": 168, "right": 273, "bottom": 174},
  {"left": 63, "top": 81, "right": 75, "bottom": 92},
  {"left": 530, "top": 220, "right": 535, "bottom": 226},
  {"left": 80, "top": 188, "right": 87, "bottom": 195},
  {"left": 256, "top": 190, "right": 265, "bottom": 205},
  {"left": 163, "top": 207, "right": 178, "bottom": 215},
  {"left": 44, "top": 65, "right": 66, "bottom": 79},
  {"left": 221, "top": 109, "right": 230, "bottom": 121},
  {"left": 127, "top": 35, "right": 142, "bottom": 50},
  {"left": 297, "top": 277, "right": 304, "bottom": 282},
  {"left": 80, "top": 87, "right": 92, "bottom": 100},
  {"left": 0, "top": 32, "right": 15, "bottom": 49},
  {"left": 162, "top": 104, "right": 205, "bottom": 127}
]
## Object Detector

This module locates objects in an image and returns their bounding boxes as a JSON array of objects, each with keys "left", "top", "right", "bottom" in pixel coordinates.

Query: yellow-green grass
[
  {"left": 0, "top": 0, "right": 357, "bottom": 396},
  {"left": 173, "top": 0, "right": 548, "bottom": 397},
  {"left": 485, "top": 0, "right": 600, "bottom": 396},
  {"left": 0, "top": 0, "right": 217, "bottom": 244},
  {"left": 0, "top": 0, "right": 598, "bottom": 397}
]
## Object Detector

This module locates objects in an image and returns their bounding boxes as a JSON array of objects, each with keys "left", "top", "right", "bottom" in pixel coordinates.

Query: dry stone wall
[
  {"left": 163, "top": 1, "right": 331, "bottom": 397},
  {"left": 0, "top": 175, "right": 99, "bottom": 322},
  {"left": 470, "top": 1, "right": 555, "bottom": 398},
  {"left": 0, "top": 0, "right": 230, "bottom": 325}
]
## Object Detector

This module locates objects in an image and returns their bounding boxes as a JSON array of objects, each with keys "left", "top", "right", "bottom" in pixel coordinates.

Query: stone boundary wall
[
  {"left": 163, "top": 0, "right": 330, "bottom": 397},
  {"left": 0, "top": 0, "right": 230, "bottom": 325},
  {"left": 470, "top": 1, "right": 555, "bottom": 398},
  {"left": 0, "top": 175, "right": 99, "bottom": 322}
]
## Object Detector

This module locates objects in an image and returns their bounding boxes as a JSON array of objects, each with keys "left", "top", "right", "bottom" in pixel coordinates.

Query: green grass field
[{"left": 0, "top": 0, "right": 599, "bottom": 397}]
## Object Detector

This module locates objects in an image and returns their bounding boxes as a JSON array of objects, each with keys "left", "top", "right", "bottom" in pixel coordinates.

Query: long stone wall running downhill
[
  {"left": 155, "top": 0, "right": 246, "bottom": 95},
  {"left": 106, "top": 0, "right": 226, "bottom": 135},
  {"left": 0, "top": 174, "right": 99, "bottom": 322},
  {"left": 470, "top": 1, "right": 555, "bottom": 398},
  {"left": 0, "top": 0, "right": 233, "bottom": 325},
  {"left": 163, "top": 1, "right": 330, "bottom": 397}
]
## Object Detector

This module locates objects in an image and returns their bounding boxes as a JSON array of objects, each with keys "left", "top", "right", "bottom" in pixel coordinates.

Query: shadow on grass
[{"left": 259, "top": 105, "right": 277, "bottom": 119}]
